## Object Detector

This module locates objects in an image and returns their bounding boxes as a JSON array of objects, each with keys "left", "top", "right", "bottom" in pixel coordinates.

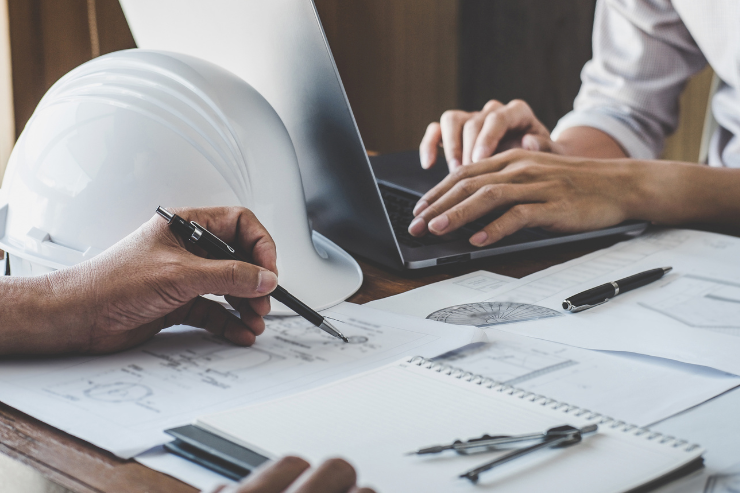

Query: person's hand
[
  {"left": 419, "top": 99, "right": 563, "bottom": 172},
  {"left": 207, "top": 457, "right": 375, "bottom": 493},
  {"left": 408, "top": 150, "right": 644, "bottom": 246},
  {"left": 14, "top": 206, "right": 279, "bottom": 355}
]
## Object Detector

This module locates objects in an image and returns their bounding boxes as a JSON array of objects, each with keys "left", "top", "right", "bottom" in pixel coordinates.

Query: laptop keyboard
[{"left": 379, "top": 185, "right": 459, "bottom": 248}]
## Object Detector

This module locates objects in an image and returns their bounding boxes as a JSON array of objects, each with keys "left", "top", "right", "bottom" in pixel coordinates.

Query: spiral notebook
[{"left": 194, "top": 357, "right": 704, "bottom": 492}]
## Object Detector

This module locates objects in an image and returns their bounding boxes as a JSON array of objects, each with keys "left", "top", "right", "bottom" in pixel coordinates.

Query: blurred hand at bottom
[{"left": 206, "top": 457, "right": 376, "bottom": 493}]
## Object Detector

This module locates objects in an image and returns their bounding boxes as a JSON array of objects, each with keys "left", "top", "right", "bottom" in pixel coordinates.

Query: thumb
[
  {"left": 522, "top": 133, "right": 561, "bottom": 153},
  {"left": 193, "top": 258, "right": 278, "bottom": 299}
]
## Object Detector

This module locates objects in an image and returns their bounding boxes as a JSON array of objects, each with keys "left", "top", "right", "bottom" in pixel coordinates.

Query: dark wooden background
[
  {"left": 459, "top": 0, "right": 595, "bottom": 130},
  {"left": 6, "top": 0, "right": 597, "bottom": 152},
  {"left": 6, "top": 0, "right": 135, "bottom": 139}
]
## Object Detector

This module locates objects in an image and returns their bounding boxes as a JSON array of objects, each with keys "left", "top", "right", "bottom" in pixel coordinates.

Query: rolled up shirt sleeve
[{"left": 552, "top": 0, "right": 707, "bottom": 159}]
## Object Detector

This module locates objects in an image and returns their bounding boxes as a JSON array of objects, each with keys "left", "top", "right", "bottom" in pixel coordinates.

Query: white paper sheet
[
  {"left": 138, "top": 335, "right": 739, "bottom": 492},
  {"left": 436, "top": 229, "right": 740, "bottom": 375},
  {"left": 367, "top": 260, "right": 740, "bottom": 427},
  {"left": 0, "top": 302, "right": 484, "bottom": 458},
  {"left": 432, "top": 330, "right": 740, "bottom": 427},
  {"left": 367, "top": 270, "right": 514, "bottom": 318},
  {"left": 647, "top": 386, "right": 740, "bottom": 492},
  {"left": 197, "top": 360, "right": 704, "bottom": 493}
]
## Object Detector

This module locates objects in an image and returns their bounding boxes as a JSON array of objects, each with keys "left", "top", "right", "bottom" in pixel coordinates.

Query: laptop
[{"left": 119, "top": 0, "right": 646, "bottom": 270}]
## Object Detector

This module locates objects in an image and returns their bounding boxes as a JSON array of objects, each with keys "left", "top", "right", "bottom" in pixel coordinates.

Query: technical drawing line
[
  {"left": 706, "top": 294, "right": 740, "bottom": 305},
  {"left": 503, "top": 360, "right": 578, "bottom": 386}
]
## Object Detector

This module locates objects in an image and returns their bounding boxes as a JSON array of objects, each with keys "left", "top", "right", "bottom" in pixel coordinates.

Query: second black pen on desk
[
  {"left": 155, "top": 206, "right": 349, "bottom": 342},
  {"left": 562, "top": 267, "right": 673, "bottom": 312}
]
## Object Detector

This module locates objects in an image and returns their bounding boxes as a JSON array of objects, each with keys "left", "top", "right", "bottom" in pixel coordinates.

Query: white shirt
[{"left": 551, "top": 0, "right": 740, "bottom": 167}]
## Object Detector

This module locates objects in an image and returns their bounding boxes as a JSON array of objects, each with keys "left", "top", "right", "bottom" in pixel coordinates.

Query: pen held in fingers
[{"left": 156, "top": 206, "right": 348, "bottom": 343}]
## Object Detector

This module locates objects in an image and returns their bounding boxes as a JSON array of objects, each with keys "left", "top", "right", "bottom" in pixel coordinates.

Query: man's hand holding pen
[{"left": 0, "top": 206, "right": 279, "bottom": 356}]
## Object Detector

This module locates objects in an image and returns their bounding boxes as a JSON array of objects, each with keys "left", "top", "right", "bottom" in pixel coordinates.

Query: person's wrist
[
  {"left": 0, "top": 271, "right": 90, "bottom": 354},
  {"left": 35, "top": 265, "right": 99, "bottom": 354},
  {"left": 613, "top": 159, "right": 654, "bottom": 221}
]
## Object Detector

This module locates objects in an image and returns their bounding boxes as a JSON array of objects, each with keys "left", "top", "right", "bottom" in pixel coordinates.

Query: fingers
[
  {"left": 171, "top": 207, "right": 278, "bottom": 275},
  {"left": 227, "top": 457, "right": 366, "bottom": 493},
  {"left": 470, "top": 204, "right": 550, "bottom": 246},
  {"left": 192, "top": 256, "right": 278, "bottom": 301},
  {"left": 419, "top": 122, "right": 442, "bottom": 169},
  {"left": 439, "top": 110, "right": 470, "bottom": 171},
  {"left": 225, "top": 294, "right": 272, "bottom": 318},
  {"left": 425, "top": 183, "right": 548, "bottom": 236},
  {"left": 231, "top": 456, "right": 310, "bottom": 493},
  {"left": 294, "top": 458, "right": 358, "bottom": 493},
  {"left": 472, "top": 100, "right": 550, "bottom": 162},
  {"left": 169, "top": 296, "right": 261, "bottom": 346},
  {"left": 465, "top": 100, "right": 503, "bottom": 164},
  {"left": 411, "top": 150, "right": 528, "bottom": 227},
  {"left": 461, "top": 116, "right": 485, "bottom": 165}
]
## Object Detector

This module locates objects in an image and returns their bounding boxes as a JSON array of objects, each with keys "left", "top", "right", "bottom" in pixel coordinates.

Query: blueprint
[
  {"left": 0, "top": 302, "right": 484, "bottom": 458},
  {"left": 431, "top": 329, "right": 740, "bottom": 428},
  {"left": 639, "top": 275, "right": 740, "bottom": 333},
  {"left": 705, "top": 464, "right": 740, "bottom": 493},
  {"left": 366, "top": 270, "right": 514, "bottom": 319},
  {"left": 461, "top": 229, "right": 740, "bottom": 375}
]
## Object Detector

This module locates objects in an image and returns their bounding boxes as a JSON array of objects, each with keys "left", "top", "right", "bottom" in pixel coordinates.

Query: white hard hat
[{"left": 0, "top": 49, "right": 362, "bottom": 314}]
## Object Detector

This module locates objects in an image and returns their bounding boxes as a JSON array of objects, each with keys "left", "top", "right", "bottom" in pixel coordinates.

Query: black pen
[
  {"left": 562, "top": 267, "right": 673, "bottom": 312},
  {"left": 155, "top": 206, "right": 348, "bottom": 342}
]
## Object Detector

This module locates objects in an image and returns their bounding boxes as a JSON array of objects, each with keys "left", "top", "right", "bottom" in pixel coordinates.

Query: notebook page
[{"left": 198, "top": 359, "right": 702, "bottom": 493}]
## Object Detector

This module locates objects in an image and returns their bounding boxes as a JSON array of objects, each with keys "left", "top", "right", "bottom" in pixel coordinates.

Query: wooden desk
[{"left": 0, "top": 234, "right": 639, "bottom": 493}]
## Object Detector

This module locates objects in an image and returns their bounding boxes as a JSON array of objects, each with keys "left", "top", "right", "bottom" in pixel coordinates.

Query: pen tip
[
  {"left": 342, "top": 336, "right": 349, "bottom": 343},
  {"left": 663, "top": 266, "right": 673, "bottom": 274}
]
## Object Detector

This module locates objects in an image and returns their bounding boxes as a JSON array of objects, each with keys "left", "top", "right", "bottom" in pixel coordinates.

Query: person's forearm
[
  {"left": 0, "top": 270, "right": 90, "bottom": 355},
  {"left": 626, "top": 160, "right": 740, "bottom": 225},
  {"left": 555, "top": 126, "right": 629, "bottom": 159}
]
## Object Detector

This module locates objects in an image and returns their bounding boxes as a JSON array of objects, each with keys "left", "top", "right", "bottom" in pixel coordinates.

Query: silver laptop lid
[{"left": 120, "top": 0, "right": 404, "bottom": 268}]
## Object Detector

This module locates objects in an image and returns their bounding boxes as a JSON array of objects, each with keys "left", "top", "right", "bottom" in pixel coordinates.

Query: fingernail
[
  {"left": 257, "top": 270, "right": 278, "bottom": 294},
  {"left": 413, "top": 200, "right": 429, "bottom": 215},
  {"left": 522, "top": 134, "right": 538, "bottom": 151},
  {"left": 428, "top": 214, "right": 450, "bottom": 234},
  {"left": 472, "top": 146, "right": 485, "bottom": 162},
  {"left": 420, "top": 151, "right": 432, "bottom": 169},
  {"left": 448, "top": 158, "right": 461, "bottom": 170},
  {"left": 470, "top": 231, "right": 488, "bottom": 246},
  {"left": 408, "top": 217, "right": 426, "bottom": 236}
]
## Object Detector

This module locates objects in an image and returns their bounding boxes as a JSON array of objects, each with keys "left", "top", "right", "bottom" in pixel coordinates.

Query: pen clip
[
  {"left": 565, "top": 298, "right": 610, "bottom": 313},
  {"left": 190, "top": 221, "right": 236, "bottom": 254}
]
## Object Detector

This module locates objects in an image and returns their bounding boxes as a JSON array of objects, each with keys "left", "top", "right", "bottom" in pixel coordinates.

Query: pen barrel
[
  {"left": 271, "top": 286, "right": 324, "bottom": 326},
  {"left": 566, "top": 283, "right": 616, "bottom": 307},
  {"left": 615, "top": 268, "right": 666, "bottom": 294},
  {"left": 197, "top": 230, "right": 241, "bottom": 261},
  {"left": 167, "top": 214, "right": 327, "bottom": 329},
  {"left": 196, "top": 233, "right": 323, "bottom": 325}
]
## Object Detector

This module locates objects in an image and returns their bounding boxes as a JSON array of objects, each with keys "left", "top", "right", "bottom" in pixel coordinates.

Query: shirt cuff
[{"left": 551, "top": 111, "right": 657, "bottom": 159}]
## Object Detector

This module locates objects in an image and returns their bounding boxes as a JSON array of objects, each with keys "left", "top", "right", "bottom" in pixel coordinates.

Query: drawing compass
[
  {"left": 408, "top": 429, "right": 552, "bottom": 456},
  {"left": 458, "top": 424, "right": 598, "bottom": 484}
]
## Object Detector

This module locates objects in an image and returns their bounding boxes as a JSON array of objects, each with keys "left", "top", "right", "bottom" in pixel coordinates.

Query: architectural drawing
[
  {"left": 705, "top": 463, "right": 740, "bottom": 493},
  {"left": 37, "top": 312, "right": 435, "bottom": 424},
  {"left": 639, "top": 275, "right": 740, "bottom": 332},
  {"left": 452, "top": 275, "right": 509, "bottom": 293},
  {"left": 433, "top": 341, "right": 578, "bottom": 385},
  {"left": 84, "top": 383, "right": 153, "bottom": 403}
]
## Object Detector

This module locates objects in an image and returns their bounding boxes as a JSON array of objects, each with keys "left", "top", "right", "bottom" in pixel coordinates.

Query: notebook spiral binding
[{"left": 406, "top": 356, "right": 700, "bottom": 453}]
